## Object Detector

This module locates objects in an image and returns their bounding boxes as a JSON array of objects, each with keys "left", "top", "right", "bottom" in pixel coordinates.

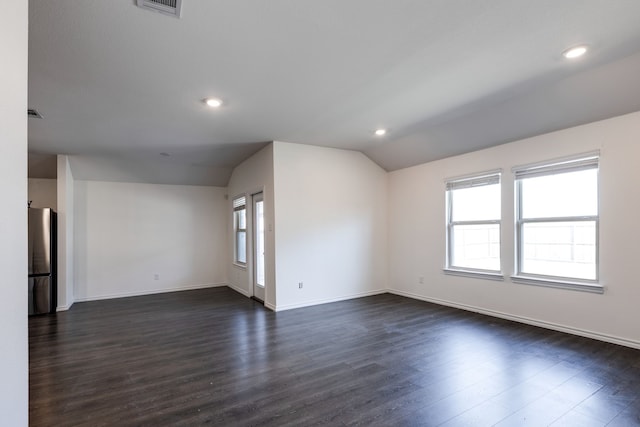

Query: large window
[
  {"left": 514, "top": 154, "right": 599, "bottom": 285},
  {"left": 233, "top": 196, "right": 247, "bottom": 265},
  {"left": 446, "top": 171, "right": 501, "bottom": 274}
]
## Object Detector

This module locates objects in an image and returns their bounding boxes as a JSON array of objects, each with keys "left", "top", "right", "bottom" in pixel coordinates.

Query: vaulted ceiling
[{"left": 28, "top": 0, "right": 640, "bottom": 185}]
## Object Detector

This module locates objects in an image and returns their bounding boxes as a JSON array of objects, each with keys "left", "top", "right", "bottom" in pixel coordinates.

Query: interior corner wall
[
  {"left": 28, "top": 178, "right": 57, "bottom": 210},
  {"left": 73, "top": 181, "right": 227, "bottom": 301},
  {"left": 0, "top": 0, "right": 28, "bottom": 424},
  {"left": 226, "top": 144, "right": 276, "bottom": 307},
  {"left": 272, "top": 141, "right": 388, "bottom": 311},
  {"left": 388, "top": 110, "right": 640, "bottom": 347},
  {"left": 57, "top": 155, "right": 75, "bottom": 310}
]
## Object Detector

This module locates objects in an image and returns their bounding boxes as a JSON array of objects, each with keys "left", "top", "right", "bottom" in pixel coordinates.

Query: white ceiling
[{"left": 28, "top": 0, "right": 640, "bottom": 186}]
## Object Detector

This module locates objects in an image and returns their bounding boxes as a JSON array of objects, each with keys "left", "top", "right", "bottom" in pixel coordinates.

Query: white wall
[
  {"left": 388, "top": 110, "right": 640, "bottom": 348},
  {"left": 226, "top": 144, "right": 276, "bottom": 307},
  {"left": 74, "top": 181, "right": 227, "bottom": 301},
  {"left": 57, "top": 156, "right": 75, "bottom": 310},
  {"left": 28, "top": 178, "right": 57, "bottom": 210},
  {"left": 273, "top": 142, "right": 388, "bottom": 310},
  {"left": 0, "top": 0, "right": 28, "bottom": 424}
]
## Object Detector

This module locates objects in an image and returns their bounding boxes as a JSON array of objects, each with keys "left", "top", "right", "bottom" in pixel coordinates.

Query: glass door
[{"left": 253, "top": 193, "right": 265, "bottom": 302}]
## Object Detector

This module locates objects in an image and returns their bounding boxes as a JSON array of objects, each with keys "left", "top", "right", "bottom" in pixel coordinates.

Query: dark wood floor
[{"left": 29, "top": 288, "right": 640, "bottom": 426}]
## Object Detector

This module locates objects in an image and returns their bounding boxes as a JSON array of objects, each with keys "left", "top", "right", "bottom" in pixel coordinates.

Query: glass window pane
[
  {"left": 521, "top": 169, "right": 597, "bottom": 219},
  {"left": 236, "top": 209, "right": 246, "bottom": 229},
  {"left": 521, "top": 221, "right": 596, "bottom": 280},
  {"left": 255, "top": 201, "right": 265, "bottom": 287},
  {"left": 451, "top": 224, "right": 500, "bottom": 271},
  {"left": 451, "top": 184, "right": 500, "bottom": 222},
  {"left": 236, "top": 231, "right": 246, "bottom": 263}
]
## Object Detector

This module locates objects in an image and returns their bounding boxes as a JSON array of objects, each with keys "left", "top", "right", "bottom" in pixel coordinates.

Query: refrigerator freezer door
[
  {"left": 29, "top": 276, "right": 52, "bottom": 315},
  {"left": 28, "top": 208, "right": 52, "bottom": 276}
]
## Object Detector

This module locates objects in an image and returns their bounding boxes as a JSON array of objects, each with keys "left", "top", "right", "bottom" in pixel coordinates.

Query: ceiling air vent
[
  {"left": 28, "top": 109, "right": 43, "bottom": 119},
  {"left": 136, "top": 0, "right": 182, "bottom": 18}
]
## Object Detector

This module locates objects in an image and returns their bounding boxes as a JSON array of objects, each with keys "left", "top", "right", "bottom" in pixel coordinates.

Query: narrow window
[
  {"left": 446, "top": 171, "right": 501, "bottom": 275},
  {"left": 514, "top": 153, "right": 599, "bottom": 287},
  {"left": 233, "top": 196, "right": 247, "bottom": 265}
]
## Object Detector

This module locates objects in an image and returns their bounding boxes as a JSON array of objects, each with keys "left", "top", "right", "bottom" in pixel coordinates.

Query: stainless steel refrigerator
[{"left": 28, "top": 207, "right": 57, "bottom": 315}]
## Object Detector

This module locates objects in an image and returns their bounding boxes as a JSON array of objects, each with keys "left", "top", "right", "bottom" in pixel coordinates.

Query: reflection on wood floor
[{"left": 29, "top": 287, "right": 640, "bottom": 426}]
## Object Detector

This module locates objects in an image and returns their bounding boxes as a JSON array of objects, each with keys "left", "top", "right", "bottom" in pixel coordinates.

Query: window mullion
[
  {"left": 520, "top": 216, "right": 597, "bottom": 224},
  {"left": 451, "top": 219, "right": 501, "bottom": 226},
  {"left": 447, "top": 191, "right": 453, "bottom": 268},
  {"left": 516, "top": 179, "right": 524, "bottom": 276}
]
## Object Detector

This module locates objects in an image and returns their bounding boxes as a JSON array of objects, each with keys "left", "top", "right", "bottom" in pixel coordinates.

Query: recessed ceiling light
[
  {"left": 562, "top": 45, "right": 588, "bottom": 59},
  {"left": 205, "top": 98, "right": 223, "bottom": 108},
  {"left": 375, "top": 129, "right": 387, "bottom": 136}
]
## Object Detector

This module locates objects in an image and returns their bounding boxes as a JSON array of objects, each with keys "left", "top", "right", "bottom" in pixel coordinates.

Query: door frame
[{"left": 251, "top": 192, "right": 265, "bottom": 303}]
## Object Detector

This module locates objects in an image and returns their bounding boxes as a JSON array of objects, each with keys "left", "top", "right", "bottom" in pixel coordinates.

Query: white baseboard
[
  {"left": 388, "top": 289, "right": 640, "bottom": 350},
  {"left": 56, "top": 302, "right": 73, "bottom": 312},
  {"left": 70, "top": 282, "right": 639, "bottom": 349},
  {"left": 74, "top": 282, "right": 226, "bottom": 303},
  {"left": 225, "top": 284, "right": 276, "bottom": 311},
  {"left": 273, "top": 289, "right": 387, "bottom": 312},
  {"left": 226, "top": 283, "right": 251, "bottom": 298}
]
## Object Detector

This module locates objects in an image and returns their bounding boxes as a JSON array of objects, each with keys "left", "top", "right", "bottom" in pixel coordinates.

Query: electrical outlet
[
  {"left": 419, "top": 276, "right": 424, "bottom": 284},
  {"left": 154, "top": 274, "right": 160, "bottom": 281},
  {"left": 298, "top": 282, "right": 303, "bottom": 289}
]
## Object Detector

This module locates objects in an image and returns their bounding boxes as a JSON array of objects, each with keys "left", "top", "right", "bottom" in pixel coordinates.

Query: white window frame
[
  {"left": 233, "top": 195, "right": 247, "bottom": 266},
  {"left": 512, "top": 152, "right": 601, "bottom": 293},
  {"left": 444, "top": 170, "right": 503, "bottom": 280}
]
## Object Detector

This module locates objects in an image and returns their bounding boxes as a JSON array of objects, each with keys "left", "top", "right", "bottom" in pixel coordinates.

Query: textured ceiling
[{"left": 28, "top": 0, "right": 640, "bottom": 186}]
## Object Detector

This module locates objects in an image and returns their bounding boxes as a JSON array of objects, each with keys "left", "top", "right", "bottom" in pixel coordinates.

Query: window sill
[
  {"left": 443, "top": 268, "right": 504, "bottom": 281},
  {"left": 511, "top": 275, "right": 603, "bottom": 294},
  {"left": 233, "top": 263, "right": 247, "bottom": 270}
]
